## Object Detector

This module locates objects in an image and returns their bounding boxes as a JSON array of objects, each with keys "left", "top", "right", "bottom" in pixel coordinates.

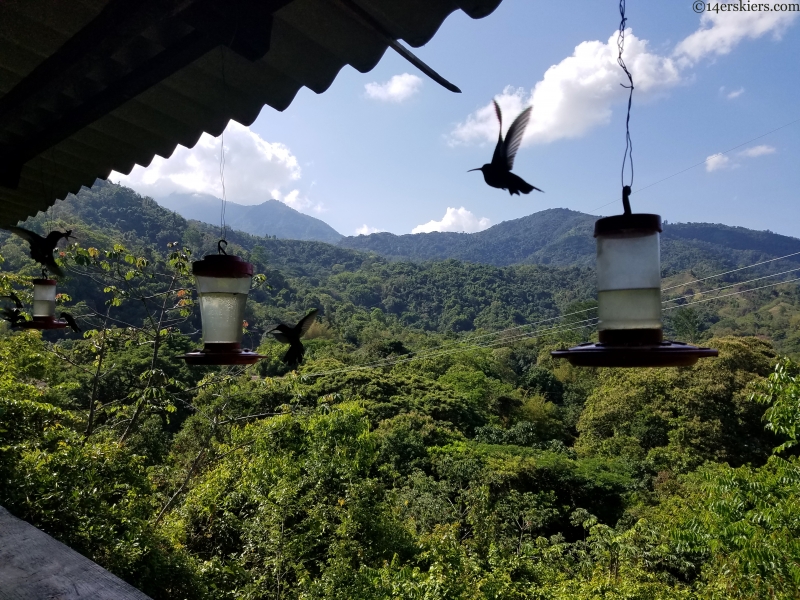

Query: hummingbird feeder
[
  {"left": 551, "top": 214, "right": 717, "bottom": 367},
  {"left": 20, "top": 279, "right": 68, "bottom": 330},
  {"left": 552, "top": 0, "right": 716, "bottom": 368},
  {"left": 177, "top": 253, "right": 265, "bottom": 365}
]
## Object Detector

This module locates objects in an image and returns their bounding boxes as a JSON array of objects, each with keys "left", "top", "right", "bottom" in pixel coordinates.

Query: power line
[
  {"left": 586, "top": 116, "right": 800, "bottom": 215},
  {"left": 305, "top": 256, "right": 800, "bottom": 377},
  {"left": 301, "top": 272, "right": 800, "bottom": 379},
  {"left": 302, "top": 317, "right": 600, "bottom": 379},
  {"left": 662, "top": 267, "right": 800, "bottom": 306},
  {"left": 662, "top": 250, "right": 800, "bottom": 291},
  {"left": 663, "top": 276, "right": 800, "bottom": 312}
]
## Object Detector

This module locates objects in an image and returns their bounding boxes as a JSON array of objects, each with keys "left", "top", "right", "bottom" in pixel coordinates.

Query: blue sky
[{"left": 113, "top": 1, "right": 800, "bottom": 238}]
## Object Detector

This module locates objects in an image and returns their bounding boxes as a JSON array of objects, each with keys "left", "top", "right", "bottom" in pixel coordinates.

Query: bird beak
[{"left": 467, "top": 168, "right": 481, "bottom": 172}]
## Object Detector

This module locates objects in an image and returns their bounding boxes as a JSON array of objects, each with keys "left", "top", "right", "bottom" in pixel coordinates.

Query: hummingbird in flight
[
  {"left": 4, "top": 226, "right": 72, "bottom": 277},
  {"left": 269, "top": 309, "right": 318, "bottom": 367},
  {"left": 60, "top": 312, "right": 82, "bottom": 333},
  {"left": 468, "top": 100, "right": 543, "bottom": 196}
]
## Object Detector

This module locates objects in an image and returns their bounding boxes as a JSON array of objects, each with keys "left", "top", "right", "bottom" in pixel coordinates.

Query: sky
[{"left": 112, "top": 1, "right": 800, "bottom": 238}]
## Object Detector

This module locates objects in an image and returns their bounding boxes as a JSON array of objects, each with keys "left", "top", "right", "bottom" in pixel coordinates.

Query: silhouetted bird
[
  {"left": 269, "top": 309, "right": 318, "bottom": 367},
  {"left": 60, "top": 312, "right": 81, "bottom": 333},
  {"left": 1, "top": 307, "right": 24, "bottom": 327},
  {"left": 0, "top": 292, "right": 23, "bottom": 309},
  {"left": 468, "top": 100, "right": 543, "bottom": 196},
  {"left": 5, "top": 227, "right": 72, "bottom": 277}
]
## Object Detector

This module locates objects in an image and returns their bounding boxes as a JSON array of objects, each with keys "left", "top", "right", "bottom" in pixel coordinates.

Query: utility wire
[
  {"left": 304, "top": 254, "right": 800, "bottom": 378},
  {"left": 662, "top": 276, "right": 800, "bottom": 312},
  {"left": 662, "top": 250, "right": 800, "bottom": 291},
  {"left": 586, "top": 116, "right": 800, "bottom": 215},
  {"left": 302, "top": 318, "right": 601, "bottom": 379},
  {"left": 300, "top": 263, "right": 800, "bottom": 378},
  {"left": 661, "top": 267, "right": 800, "bottom": 306}
]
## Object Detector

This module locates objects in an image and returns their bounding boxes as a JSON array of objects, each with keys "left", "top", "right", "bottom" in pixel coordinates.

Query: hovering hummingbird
[
  {"left": 60, "top": 312, "right": 81, "bottom": 333},
  {"left": 468, "top": 100, "right": 543, "bottom": 196},
  {"left": 269, "top": 309, "right": 318, "bottom": 367},
  {"left": 5, "top": 227, "right": 72, "bottom": 277}
]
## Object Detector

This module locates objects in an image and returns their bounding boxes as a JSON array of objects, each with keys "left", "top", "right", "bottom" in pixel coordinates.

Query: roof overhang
[{"left": 0, "top": 0, "right": 502, "bottom": 225}]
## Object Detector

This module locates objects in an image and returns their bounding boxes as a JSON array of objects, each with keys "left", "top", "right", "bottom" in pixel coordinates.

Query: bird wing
[
  {"left": 296, "top": 309, "right": 318, "bottom": 338},
  {"left": 6, "top": 226, "right": 44, "bottom": 246},
  {"left": 490, "top": 100, "right": 506, "bottom": 168},
  {"left": 269, "top": 328, "right": 291, "bottom": 344},
  {"left": 60, "top": 312, "right": 81, "bottom": 333},
  {"left": 43, "top": 254, "right": 65, "bottom": 277},
  {"left": 45, "top": 230, "right": 70, "bottom": 250},
  {"left": 502, "top": 105, "right": 532, "bottom": 170}
]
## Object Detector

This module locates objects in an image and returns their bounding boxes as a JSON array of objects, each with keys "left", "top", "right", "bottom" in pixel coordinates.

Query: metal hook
[{"left": 622, "top": 185, "right": 632, "bottom": 215}]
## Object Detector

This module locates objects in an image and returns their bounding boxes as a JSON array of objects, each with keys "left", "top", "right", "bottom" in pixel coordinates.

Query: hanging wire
[
  {"left": 617, "top": 0, "right": 634, "bottom": 214},
  {"left": 218, "top": 47, "right": 228, "bottom": 248},
  {"left": 586, "top": 116, "right": 799, "bottom": 215}
]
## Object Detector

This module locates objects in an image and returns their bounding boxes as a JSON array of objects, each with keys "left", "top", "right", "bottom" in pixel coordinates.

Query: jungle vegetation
[{"left": 1, "top": 182, "right": 800, "bottom": 599}]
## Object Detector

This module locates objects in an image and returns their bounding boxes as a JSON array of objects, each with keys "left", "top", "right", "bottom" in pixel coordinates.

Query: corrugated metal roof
[{"left": 0, "top": 0, "right": 502, "bottom": 226}]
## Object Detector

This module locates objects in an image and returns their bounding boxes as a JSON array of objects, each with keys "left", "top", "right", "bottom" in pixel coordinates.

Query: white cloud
[
  {"left": 450, "top": 12, "right": 795, "bottom": 148},
  {"left": 449, "top": 31, "right": 681, "bottom": 147},
  {"left": 110, "top": 121, "right": 317, "bottom": 211},
  {"left": 726, "top": 86, "right": 745, "bottom": 99},
  {"left": 674, "top": 11, "right": 797, "bottom": 66},
  {"left": 365, "top": 73, "right": 423, "bottom": 103},
  {"left": 739, "top": 144, "right": 776, "bottom": 157},
  {"left": 706, "top": 144, "right": 776, "bottom": 172},
  {"left": 355, "top": 224, "right": 383, "bottom": 235},
  {"left": 272, "top": 189, "right": 323, "bottom": 214},
  {"left": 412, "top": 207, "right": 491, "bottom": 234},
  {"left": 706, "top": 153, "right": 731, "bottom": 172}
]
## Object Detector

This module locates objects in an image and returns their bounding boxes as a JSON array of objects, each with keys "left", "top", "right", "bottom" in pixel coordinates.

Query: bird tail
[
  {"left": 507, "top": 174, "right": 542, "bottom": 195},
  {"left": 282, "top": 341, "right": 306, "bottom": 367}
]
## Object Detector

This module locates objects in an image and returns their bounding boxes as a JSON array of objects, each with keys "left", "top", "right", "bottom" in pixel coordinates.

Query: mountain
[
  {"left": 339, "top": 208, "right": 800, "bottom": 275},
  {"left": 156, "top": 192, "right": 342, "bottom": 243}
]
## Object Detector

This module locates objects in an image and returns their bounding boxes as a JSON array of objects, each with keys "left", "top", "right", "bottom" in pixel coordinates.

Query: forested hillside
[
  {"left": 340, "top": 208, "right": 800, "bottom": 275},
  {"left": 2, "top": 182, "right": 800, "bottom": 598}
]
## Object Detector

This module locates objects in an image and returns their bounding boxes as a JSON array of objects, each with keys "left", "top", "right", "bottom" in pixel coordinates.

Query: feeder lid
[
  {"left": 551, "top": 340, "right": 717, "bottom": 368},
  {"left": 594, "top": 213, "right": 662, "bottom": 237},
  {"left": 32, "top": 278, "right": 57, "bottom": 286},
  {"left": 192, "top": 254, "right": 253, "bottom": 278}
]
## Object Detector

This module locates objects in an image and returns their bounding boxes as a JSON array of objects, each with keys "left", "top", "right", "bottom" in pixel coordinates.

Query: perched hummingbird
[
  {"left": 5, "top": 227, "right": 72, "bottom": 277},
  {"left": 269, "top": 309, "right": 318, "bottom": 367},
  {"left": 468, "top": 100, "right": 543, "bottom": 196},
  {"left": 60, "top": 312, "right": 81, "bottom": 333}
]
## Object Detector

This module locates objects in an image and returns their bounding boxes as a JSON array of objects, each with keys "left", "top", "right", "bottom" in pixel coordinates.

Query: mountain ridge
[
  {"left": 156, "top": 192, "right": 342, "bottom": 243},
  {"left": 339, "top": 208, "right": 800, "bottom": 273}
]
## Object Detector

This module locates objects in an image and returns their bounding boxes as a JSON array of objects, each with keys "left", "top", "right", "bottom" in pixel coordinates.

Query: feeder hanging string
[
  {"left": 617, "top": 0, "right": 634, "bottom": 214},
  {"left": 218, "top": 46, "right": 228, "bottom": 248}
]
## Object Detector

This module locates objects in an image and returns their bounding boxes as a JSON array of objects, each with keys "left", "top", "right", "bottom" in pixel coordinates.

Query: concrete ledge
[{"left": 0, "top": 506, "right": 152, "bottom": 600}]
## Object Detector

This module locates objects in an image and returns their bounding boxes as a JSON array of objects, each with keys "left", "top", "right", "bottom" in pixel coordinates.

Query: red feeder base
[
  {"left": 551, "top": 340, "right": 718, "bottom": 368},
  {"left": 177, "top": 343, "right": 265, "bottom": 366},
  {"left": 19, "top": 316, "right": 68, "bottom": 330}
]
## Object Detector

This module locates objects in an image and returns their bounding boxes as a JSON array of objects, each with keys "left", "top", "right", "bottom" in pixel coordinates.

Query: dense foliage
[{"left": 2, "top": 183, "right": 800, "bottom": 598}]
